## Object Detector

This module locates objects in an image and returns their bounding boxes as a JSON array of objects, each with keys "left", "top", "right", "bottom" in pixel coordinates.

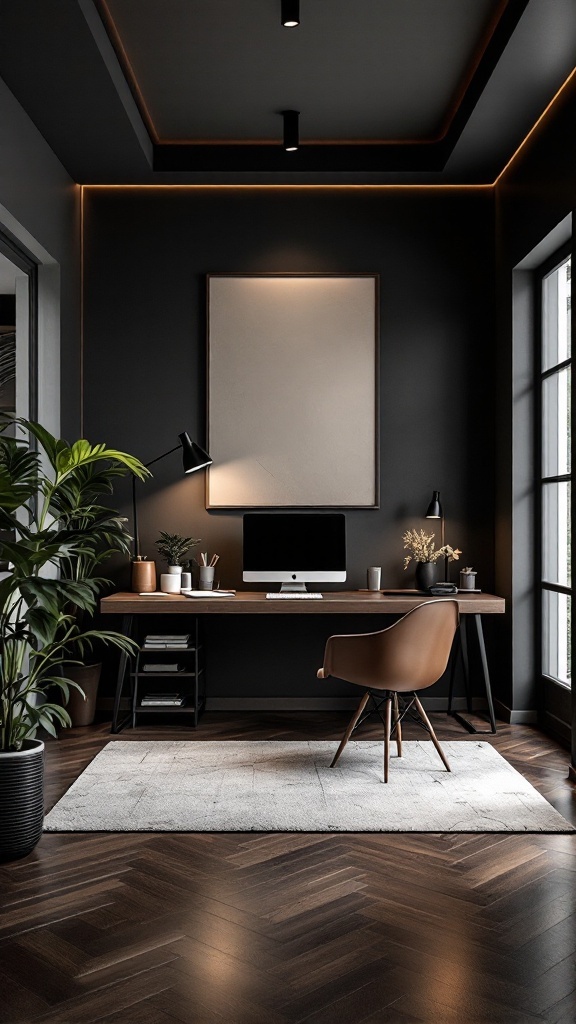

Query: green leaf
[
  {"left": 54, "top": 440, "right": 149, "bottom": 484},
  {"left": 25, "top": 421, "right": 69, "bottom": 470}
]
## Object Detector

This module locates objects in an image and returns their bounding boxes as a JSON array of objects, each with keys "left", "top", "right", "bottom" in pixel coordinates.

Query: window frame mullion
[{"left": 536, "top": 242, "right": 572, "bottom": 694}]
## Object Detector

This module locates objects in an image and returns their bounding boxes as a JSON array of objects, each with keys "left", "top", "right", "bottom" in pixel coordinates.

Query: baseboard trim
[
  {"left": 204, "top": 696, "right": 488, "bottom": 712},
  {"left": 205, "top": 698, "right": 356, "bottom": 711},
  {"left": 540, "top": 709, "right": 571, "bottom": 746},
  {"left": 100, "top": 695, "right": 489, "bottom": 714},
  {"left": 493, "top": 699, "right": 537, "bottom": 725}
]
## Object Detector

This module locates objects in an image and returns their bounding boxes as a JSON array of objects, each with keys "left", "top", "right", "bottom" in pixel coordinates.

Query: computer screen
[{"left": 243, "top": 513, "right": 346, "bottom": 590}]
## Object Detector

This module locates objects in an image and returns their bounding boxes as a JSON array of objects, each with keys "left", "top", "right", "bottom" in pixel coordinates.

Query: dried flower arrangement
[{"left": 402, "top": 528, "right": 462, "bottom": 570}]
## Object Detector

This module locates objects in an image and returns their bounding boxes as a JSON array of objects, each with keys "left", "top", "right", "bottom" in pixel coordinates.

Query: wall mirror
[{"left": 207, "top": 274, "right": 379, "bottom": 508}]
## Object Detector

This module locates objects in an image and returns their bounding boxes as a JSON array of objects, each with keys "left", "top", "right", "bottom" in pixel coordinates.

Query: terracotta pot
[
  {"left": 0, "top": 740, "right": 44, "bottom": 862},
  {"left": 64, "top": 663, "right": 102, "bottom": 727},
  {"left": 131, "top": 559, "right": 156, "bottom": 592}
]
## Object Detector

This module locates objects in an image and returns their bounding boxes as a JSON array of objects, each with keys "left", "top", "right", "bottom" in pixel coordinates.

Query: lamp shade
[
  {"left": 282, "top": 110, "right": 299, "bottom": 151},
  {"left": 178, "top": 432, "right": 212, "bottom": 474},
  {"left": 425, "top": 490, "right": 443, "bottom": 519},
  {"left": 281, "top": 0, "right": 300, "bottom": 27}
]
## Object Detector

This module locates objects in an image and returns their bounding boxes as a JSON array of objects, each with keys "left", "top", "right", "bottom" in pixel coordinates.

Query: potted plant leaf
[
  {"left": 155, "top": 532, "right": 201, "bottom": 593},
  {"left": 52, "top": 449, "right": 151, "bottom": 725},
  {"left": 0, "top": 417, "right": 149, "bottom": 861}
]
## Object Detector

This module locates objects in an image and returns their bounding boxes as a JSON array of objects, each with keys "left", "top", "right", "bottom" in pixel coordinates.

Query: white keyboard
[{"left": 266, "top": 592, "right": 323, "bottom": 600}]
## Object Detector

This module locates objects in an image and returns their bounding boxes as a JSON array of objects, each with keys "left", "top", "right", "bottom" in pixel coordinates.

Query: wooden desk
[{"left": 102, "top": 591, "right": 505, "bottom": 734}]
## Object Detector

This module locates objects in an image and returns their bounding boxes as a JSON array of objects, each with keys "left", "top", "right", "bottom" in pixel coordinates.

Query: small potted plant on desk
[
  {"left": 402, "top": 528, "right": 461, "bottom": 590},
  {"left": 156, "top": 532, "right": 200, "bottom": 593},
  {"left": 0, "top": 417, "right": 147, "bottom": 861}
]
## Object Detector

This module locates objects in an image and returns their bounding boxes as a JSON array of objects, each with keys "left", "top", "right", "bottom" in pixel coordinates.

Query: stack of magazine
[
  {"left": 143, "top": 633, "right": 190, "bottom": 650},
  {"left": 140, "top": 693, "right": 185, "bottom": 707},
  {"left": 140, "top": 635, "right": 191, "bottom": 704}
]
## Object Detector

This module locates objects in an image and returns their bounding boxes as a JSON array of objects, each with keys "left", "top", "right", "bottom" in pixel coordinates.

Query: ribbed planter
[{"left": 0, "top": 739, "right": 44, "bottom": 862}]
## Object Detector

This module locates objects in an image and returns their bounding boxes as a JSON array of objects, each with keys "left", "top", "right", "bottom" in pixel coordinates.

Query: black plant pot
[
  {"left": 65, "top": 663, "right": 102, "bottom": 727},
  {"left": 415, "top": 561, "right": 436, "bottom": 591},
  {"left": 0, "top": 739, "right": 44, "bottom": 862}
]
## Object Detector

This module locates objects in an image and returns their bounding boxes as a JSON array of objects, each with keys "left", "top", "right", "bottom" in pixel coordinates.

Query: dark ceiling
[{"left": 0, "top": 0, "right": 574, "bottom": 184}]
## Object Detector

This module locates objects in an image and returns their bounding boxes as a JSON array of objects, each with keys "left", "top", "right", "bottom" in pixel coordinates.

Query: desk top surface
[{"left": 101, "top": 591, "right": 505, "bottom": 615}]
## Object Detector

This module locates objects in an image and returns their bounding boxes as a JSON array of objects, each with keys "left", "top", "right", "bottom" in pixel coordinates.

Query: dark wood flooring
[{"left": 1, "top": 712, "right": 575, "bottom": 1024}]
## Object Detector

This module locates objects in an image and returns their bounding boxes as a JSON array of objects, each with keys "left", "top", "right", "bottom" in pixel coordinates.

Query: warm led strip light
[
  {"left": 78, "top": 64, "right": 575, "bottom": 191},
  {"left": 493, "top": 65, "right": 576, "bottom": 185},
  {"left": 77, "top": 64, "right": 576, "bottom": 437}
]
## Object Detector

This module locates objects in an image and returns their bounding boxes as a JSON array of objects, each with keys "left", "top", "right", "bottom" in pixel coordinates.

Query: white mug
[
  {"left": 160, "top": 573, "right": 181, "bottom": 594},
  {"left": 367, "top": 566, "right": 381, "bottom": 591}
]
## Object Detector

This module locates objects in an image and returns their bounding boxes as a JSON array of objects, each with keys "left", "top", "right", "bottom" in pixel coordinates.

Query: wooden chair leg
[
  {"left": 330, "top": 690, "right": 371, "bottom": 768},
  {"left": 393, "top": 693, "right": 402, "bottom": 757},
  {"left": 384, "top": 694, "right": 392, "bottom": 783},
  {"left": 413, "top": 694, "right": 451, "bottom": 772}
]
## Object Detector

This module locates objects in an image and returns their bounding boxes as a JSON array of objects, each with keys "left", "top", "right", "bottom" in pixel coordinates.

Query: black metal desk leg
[
  {"left": 474, "top": 614, "right": 497, "bottom": 733},
  {"left": 460, "top": 619, "right": 472, "bottom": 712},
  {"left": 111, "top": 614, "right": 134, "bottom": 734},
  {"left": 447, "top": 629, "right": 458, "bottom": 715},
  {"left": 450, "top": 614, "right": 497, "bottom": 734}
]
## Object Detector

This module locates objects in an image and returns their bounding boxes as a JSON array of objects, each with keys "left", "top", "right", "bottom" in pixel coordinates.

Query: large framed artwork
[{"left": 206, "top": 274, "right": 379, "bottom": 508}]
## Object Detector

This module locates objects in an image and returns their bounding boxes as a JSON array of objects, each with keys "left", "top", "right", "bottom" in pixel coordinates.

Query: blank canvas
[{"left": 207, "top": 275, "right": 378, "bottom": 507}]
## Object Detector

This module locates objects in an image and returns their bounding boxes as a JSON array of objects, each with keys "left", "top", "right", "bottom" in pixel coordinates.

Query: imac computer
[{"left": 243, "top": 513, "right": 346, "bottom": 594}]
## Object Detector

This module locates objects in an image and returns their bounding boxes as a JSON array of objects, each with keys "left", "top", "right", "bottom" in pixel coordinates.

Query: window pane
[
  {"left": 542, "top": 256, "right": 571, "bottom": 371},
  {"left": 542, "top": 366, "right": 571, "bottom": 476},
  {"left": 542, "top": 481, "right": 571, "bottom": 586},
  {"left": 542, "top": 589, "right": 571, "bottom": 687}
]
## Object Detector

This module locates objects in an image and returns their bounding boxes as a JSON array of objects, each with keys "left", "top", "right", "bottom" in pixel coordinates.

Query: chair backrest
[{"left": 322, "top": 599, "right": 459, "bottom": 693}]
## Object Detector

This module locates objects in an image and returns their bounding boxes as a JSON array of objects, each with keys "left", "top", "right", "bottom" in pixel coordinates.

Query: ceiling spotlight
[
  {"left": 282, "top": 110, "right": 299, "bottom": 151},
  {"left": 281, "top": 0, "right": 300, "bottom": 27}
]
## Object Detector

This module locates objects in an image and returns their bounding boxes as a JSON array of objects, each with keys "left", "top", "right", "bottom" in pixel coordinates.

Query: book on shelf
[
  {"left": 143, "top": 631, "right": 189, "bottom": 639},
  {"left": 142, "top": 662, "right": 184, "bottom": 673},
  {"left": 143, "top": 692, "right": 182, "bottom": 699},
  {"left": 143, "top": 641, "right": 190, "bottom": 650},
  {"left": 141, "top": 696, "right": 186, "bottom": 707}
]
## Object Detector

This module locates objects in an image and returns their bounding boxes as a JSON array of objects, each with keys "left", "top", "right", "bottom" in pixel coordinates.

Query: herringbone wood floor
[{"left": 1, "top": 713, "right": 575, "bottom": 1024}]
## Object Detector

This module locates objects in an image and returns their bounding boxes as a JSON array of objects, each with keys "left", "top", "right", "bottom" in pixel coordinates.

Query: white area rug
[{"left": 43, "top": 740, "right": 574, "bottom": 833}]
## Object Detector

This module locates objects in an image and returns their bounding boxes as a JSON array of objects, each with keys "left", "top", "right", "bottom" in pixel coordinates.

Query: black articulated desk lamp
[
  {"left": 132, "top": 431, "right": 212, "bottom": 560},
  {"left": 425, "top": 490, "right": 448, "bottom": 582}
]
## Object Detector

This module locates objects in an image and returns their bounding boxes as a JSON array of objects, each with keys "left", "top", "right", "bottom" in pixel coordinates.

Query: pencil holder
[{"left": 199, "top": 566, "right": 215, "bottom": 590}]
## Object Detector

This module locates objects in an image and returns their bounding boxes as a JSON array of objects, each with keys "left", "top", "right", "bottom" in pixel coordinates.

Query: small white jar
[{"left": 160, "top": 573, "right": 181, "bottom": 594}]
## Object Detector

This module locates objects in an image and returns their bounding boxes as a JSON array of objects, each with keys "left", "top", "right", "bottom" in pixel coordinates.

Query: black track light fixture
[
  {"left": 281, "top": 0, "right": 300, "bottom": 28},
  {"left": 282, "top": 109, "right": 299, "bottom": 151}
]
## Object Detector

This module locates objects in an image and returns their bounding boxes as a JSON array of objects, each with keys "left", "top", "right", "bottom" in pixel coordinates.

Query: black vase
[
  {"left": 415, "top": 561, "right": 436, "bottom": 591},
  {"left": 0, "top": 739, "right": 44, "bottom": 862}
]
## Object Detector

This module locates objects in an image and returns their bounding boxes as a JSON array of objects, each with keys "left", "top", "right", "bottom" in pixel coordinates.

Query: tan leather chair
[{"left": 317, "top": 599, "right": 459, "bottom": 782}]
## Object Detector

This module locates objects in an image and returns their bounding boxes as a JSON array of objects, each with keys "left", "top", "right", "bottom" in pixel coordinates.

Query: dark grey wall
[
  {"left": 0, "top": 75, "right": 80, "bottom": 439},
  {"left": 82, "top": 186, "right": 496, "bottom": 700}
]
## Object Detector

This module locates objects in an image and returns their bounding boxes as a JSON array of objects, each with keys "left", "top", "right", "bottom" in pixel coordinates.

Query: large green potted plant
[
  {"left": 0, "top": 417, "right": 148, "bottom": 861},
  {"left": 52, "top": 451, "right": 150, "bottom": 725}
]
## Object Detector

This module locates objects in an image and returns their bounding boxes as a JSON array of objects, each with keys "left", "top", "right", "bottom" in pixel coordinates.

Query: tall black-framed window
[
  {"left": 0, "top": 227, "right": 38, "bottom": 424},
  {"left": 536, "top": 242, "right": 572, "bottom": 703}
]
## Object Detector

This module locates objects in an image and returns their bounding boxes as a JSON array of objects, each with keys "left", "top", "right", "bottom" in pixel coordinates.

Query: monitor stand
[{"left": 280, "top": 582, "right": 308, "bottom": 593}]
